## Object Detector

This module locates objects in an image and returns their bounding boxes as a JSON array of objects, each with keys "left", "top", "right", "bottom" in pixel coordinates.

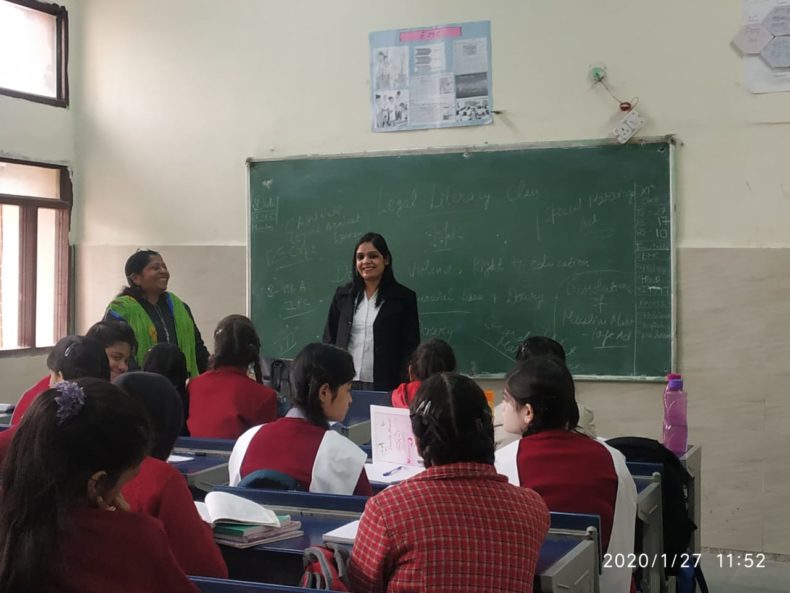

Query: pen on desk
[
  {"left": 382, "top": 465, "right": 404, "bottom": 477},
  {"left": 183, "top": 451, "right": 207, "bottom": 457}
]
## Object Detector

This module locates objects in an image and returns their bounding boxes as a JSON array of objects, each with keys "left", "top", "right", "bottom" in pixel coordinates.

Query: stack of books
[{"left": 195, "top": 491, "right": 303, "bottom": 549}]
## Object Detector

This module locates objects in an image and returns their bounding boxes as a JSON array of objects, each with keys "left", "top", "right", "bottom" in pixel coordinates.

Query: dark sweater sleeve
[
  {"left": 184, "top": 303, "right": 210, "bottom": 373},
  {"left": 323, "top": 288, "right": 341, "bottom": 345}
]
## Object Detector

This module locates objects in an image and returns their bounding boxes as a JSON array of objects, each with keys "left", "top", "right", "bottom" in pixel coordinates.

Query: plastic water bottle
[{"left": 662, "top": 374, "right": 688, "bottom": 456}]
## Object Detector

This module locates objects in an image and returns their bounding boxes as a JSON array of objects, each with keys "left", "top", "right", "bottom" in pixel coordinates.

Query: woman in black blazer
[{"left": 323, "top": 233, "right": 420, "bottom": 391}]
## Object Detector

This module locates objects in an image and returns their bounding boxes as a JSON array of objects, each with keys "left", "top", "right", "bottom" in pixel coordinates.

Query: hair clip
[
  {"left": 413, "top": 399, "right": 431, "bottom": 417},
  {"left": 64, "top": 343, "right": 77, "bottom": 358},
  {"left": 54, "top": 381, "right": 87, "bottom": 425}
]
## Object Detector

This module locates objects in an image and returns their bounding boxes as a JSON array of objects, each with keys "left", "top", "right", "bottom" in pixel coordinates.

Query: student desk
[
  {"left": 191, "top": 577, "right": 312, "bottom": 593},
  {"left": 333, "top": 389, "right": 391, "bottom": 445},
  {"left": 680, "top": 445, "right": 701, "bottom": 554},
  {"left": 634, "top": 474, "right": 663, "bottom": 593},
  {"left": 215, "top": 487, "right": 600, "bottom": 593},
  {"left": 171, "top": 454, "right": 228, "bottom": 493},
  {"left": 175, "top": 436, "right": 235, "bottom": 457}
]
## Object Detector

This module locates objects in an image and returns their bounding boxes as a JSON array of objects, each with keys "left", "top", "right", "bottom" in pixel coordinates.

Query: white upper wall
[
  {"left": 0, "top": 0, "right": 79, "bottom": 164},
  {"left": 75, "top": 0, "right": 790, "bottom": 249}
]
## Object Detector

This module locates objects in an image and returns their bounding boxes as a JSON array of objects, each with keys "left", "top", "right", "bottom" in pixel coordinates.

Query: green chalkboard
[{"left": 249, "top": 139, "right": 674, "bottom": 379}]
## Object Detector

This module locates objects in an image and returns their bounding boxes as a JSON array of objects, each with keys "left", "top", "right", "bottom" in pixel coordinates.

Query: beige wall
[
  {"left": 1, "top": 0, "right": 787, "bottom": 554},
  {"left": 0, "top": 0, "right": 80, "bottom": 398}
]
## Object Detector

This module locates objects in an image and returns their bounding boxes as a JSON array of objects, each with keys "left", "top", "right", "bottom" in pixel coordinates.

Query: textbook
[
  {"left": 322, "top": 519, "right": 360, "bottom": 545},
  {"left": 194, "top": 491, "right": 281, "bottom": 527},
  {"left": 213, "top": 515, "right": 293, "bottom": 539},
  {"left": 213, "top": 525, "right": 304, "bottom": 549}
]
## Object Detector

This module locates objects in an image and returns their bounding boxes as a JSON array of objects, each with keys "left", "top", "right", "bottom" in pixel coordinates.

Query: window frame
[
  {"left": 0, "top": 0, "right": 69, "bottom": 107},
  {"left": 0, "top": 156, "right": 72, "bottom": 355}
]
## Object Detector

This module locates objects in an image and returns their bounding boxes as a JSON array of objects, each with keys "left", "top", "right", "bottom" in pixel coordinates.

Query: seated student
[
  {"left": 495, "top": 357, "right": 636, "bottom": 593},
  {"left": 188, "top": 315, "right": 277, "bottom": 439},
  {"left": 390, "top": 338, "right": 456, "bottom": 408},
  {"left": 11, "top": 328, "right": 126, "bottom": 425},
  {"left": 494, "top": 336, "right": 596, "bottom": 448},
  {"left": 143, "top": 343, "right": 191, "bottom": 435},
  {"left": 0, "top": 378, "right": 199, "bottom": 593},
  {"left": 86, "top": 319, "right": 138, "bottom": 380},
  {"left": 229, "top": 343, "right": 372, "bottom": 495},
  {"left": 115, "top": 372, "right": 228, "bottom": 578},
  {"left": 349, "top": 373, "right": 550, "bottom": 593},
  {"left": 1, "top": 336, "right": 110, "bottom": 460}
]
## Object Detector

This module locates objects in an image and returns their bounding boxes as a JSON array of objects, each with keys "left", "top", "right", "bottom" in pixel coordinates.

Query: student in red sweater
[
  {"left": 187, "top": 315, "right": 277, "bottom": 438},
  {"left": 0, "top": 378, "right": 199, "bottom": 593},
  {"left": 1, "top": 335, "right": 111, "bottom": 460},
  {"left": 143, "top": 343, "right": 191, "bottom": 435},
  {"left": 229, "top": 343, "right": 372, "bottom": 495},
  {"left": 390, "top": 338, "right": 456, "bottom": 408},
  {"left": 495, "top": 357, "right": 637, "bottom": 593},
  {"left": 12, "top": 321, "right": 135, "bottom": 425},
  {"left": 349, "top": 373, "right": 550, "bottom": 593},
  {"left": 115, "top": 371, "right": 228, "bottom": 578}
]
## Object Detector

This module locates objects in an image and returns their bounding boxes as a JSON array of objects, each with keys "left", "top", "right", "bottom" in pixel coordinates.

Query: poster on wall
[
  {"left": 369, "top": 21, "right": 493, "bottom": 132},
  {"left": 736, "top": 0, "right": 790, "bottom": 93}
]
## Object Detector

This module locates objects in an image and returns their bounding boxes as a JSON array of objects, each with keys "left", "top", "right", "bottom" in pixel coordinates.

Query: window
[
  {"left": 0, "top": 0, "right": 69, "bottom": 106},
  {"left": 0, "top": 158, "right": 71, "bottom": 351}
]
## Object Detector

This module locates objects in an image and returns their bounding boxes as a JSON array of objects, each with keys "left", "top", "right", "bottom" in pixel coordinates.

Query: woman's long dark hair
[
  {"left": 289, "top": 343, "right": 355, "bottom": 428},
  {"left": 118, "top": 249, "right": 159, "bottom": 298},
  {"left": 504, "top": 357, "right": 579, "bottom": 435},
  {"left": 409, "top": 373, "right": 494, "bottom": 468},
  {"left": 350, "top": 232, "right": 395, "bottom": 307},
  {"left": 0, "top": 378, "right": 150, "bottom": 593},
  {"left": 212, "top": 315, "right": 263, "bottom": 383}
]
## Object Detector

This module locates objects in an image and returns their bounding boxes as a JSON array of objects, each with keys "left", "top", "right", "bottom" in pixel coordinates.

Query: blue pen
[{"left": 382, "top": 465, "right": 404, "bottom": 477}]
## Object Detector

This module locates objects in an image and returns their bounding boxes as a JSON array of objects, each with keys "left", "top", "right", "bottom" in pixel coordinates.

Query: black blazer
[{"left": 323, "top": 281, "right": 420, "bottom": 391}]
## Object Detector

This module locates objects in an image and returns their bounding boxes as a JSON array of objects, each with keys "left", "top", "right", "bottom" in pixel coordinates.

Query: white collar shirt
[{"left": 347, "top": 291, "right": 381, "bottom": 382}]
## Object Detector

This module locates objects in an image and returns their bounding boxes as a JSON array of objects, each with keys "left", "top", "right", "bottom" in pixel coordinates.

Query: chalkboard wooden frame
[{"left": 247, "top": 136, "right": 676, "bottom": 381}]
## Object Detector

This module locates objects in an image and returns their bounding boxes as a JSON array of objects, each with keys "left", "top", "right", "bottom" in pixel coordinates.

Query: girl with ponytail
[{"left": 187, "top": 315, "right": 277, "bottom": 438}]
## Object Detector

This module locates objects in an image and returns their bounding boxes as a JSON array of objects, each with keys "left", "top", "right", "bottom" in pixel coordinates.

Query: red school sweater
[
  {"left": 187, "top": 366, "right": 278, "bottom": 439},
  {"left": 390, "top": 380, "right": 421, "bottom": 408},
  {"left": 51, "top": 508, "right": 199, "bottom": 593},
  {"left": 11, "top": 374, "right": 50, "bottom": 424},
  {"left": 122, "top": 456, "right": 228, "bottom": 578},
  {"left": 239, "top": 417, "right": 372, "bottom": 496}
]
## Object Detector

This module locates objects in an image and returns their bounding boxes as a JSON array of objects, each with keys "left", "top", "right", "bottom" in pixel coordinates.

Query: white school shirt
[{"left": 348, "top": 292, "right": 381, "bottom": 383}]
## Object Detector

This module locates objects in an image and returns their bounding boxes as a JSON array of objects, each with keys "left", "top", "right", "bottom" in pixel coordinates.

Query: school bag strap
[{"left": 300, "top": 544, "right": 351, "bottom": 591}]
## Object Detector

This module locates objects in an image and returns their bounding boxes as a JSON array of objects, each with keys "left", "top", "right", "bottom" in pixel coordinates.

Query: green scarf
[{"left": 107, "top": 292, "right": 199, "bottom": 377}]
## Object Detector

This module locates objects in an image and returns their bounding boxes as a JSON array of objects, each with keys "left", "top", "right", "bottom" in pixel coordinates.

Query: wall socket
[{"left": 613, "top": 109, "right": 645, "bottom": 144}]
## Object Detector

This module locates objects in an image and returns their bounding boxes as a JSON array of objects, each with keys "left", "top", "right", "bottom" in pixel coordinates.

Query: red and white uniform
[
  {"left": 229, "top": 411, "right": 371, "bottom": 496},
  {"left": 122, "top": 456, "right": 228, "bottom": 578},
  {"left": 495, "top": 429, "right": 636, "bottom": 593},
  {"left": 187, "top": 366, "right": 278, "bottom": 439}
]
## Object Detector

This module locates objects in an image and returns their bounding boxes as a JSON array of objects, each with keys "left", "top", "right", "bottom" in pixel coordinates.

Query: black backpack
[
  {"left": 261, "top": 357, "right": 293, "bottom": 417},
  {"left": 606, "top": 436, "right": 697, "bottom": 577}
]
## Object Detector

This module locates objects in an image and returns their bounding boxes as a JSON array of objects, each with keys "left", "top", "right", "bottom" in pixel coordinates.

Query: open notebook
[{"left": 365, "top": 405, "right": 424, "bottom": 485}]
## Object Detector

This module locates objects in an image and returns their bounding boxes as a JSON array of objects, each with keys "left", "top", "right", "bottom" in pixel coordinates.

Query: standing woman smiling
[
  {"left": 105, "top": 250, "right": 209, "bottom": 378},
  {"left": 323, "top": 233, "right": 420, "bottom": 391}
]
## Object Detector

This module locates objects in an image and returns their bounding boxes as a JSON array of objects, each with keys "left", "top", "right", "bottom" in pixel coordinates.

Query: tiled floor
[{"left": 700, "top": 554, "right": 789, "bottom": 593}]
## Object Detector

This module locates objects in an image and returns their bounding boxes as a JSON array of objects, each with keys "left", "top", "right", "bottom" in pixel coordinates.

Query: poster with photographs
[{"left": 369, "top": 21, "right": 493, "bottom": 132}]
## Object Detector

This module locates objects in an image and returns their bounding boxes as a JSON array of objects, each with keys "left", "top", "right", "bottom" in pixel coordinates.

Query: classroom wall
[
  {"left": 68, "top": 0, "right": 790, "bottom": 554},
  {"left": 0, "top": 0, "right": 80, "bottom": 401}
]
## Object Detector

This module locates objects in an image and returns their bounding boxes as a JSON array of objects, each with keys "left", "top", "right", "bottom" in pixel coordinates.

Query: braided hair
[
  {"left": 409, "top": 373, "right": 494, "bottom": 468},
  {"left": 212, "top": 315, "right": 263, "bottom": 383},
  {"left": 289, "top": 343, "right": 355, "bottom": 428}
]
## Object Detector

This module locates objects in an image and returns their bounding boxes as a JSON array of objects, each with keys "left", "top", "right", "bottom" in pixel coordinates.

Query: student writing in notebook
[
  {"left": 0, "top": 378, "right": 199, "bottom": 593},
  {"left": 494, "top": 357, "right": 636, "bottom": 593},
  {"left": 116, "top": 372, "right": 228, "bottom": 578},
  {"left": 187, "top": 314, "right": 277, "bottom": 438},
  {"left": 229, "top": 343, "right": 372, "bottom": 495},
  {"left": 349, "top": 373, "right": 550, "bottom": 593},
  {"left": 390, "top": 338, "right": 456, "bottom": 408}
]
